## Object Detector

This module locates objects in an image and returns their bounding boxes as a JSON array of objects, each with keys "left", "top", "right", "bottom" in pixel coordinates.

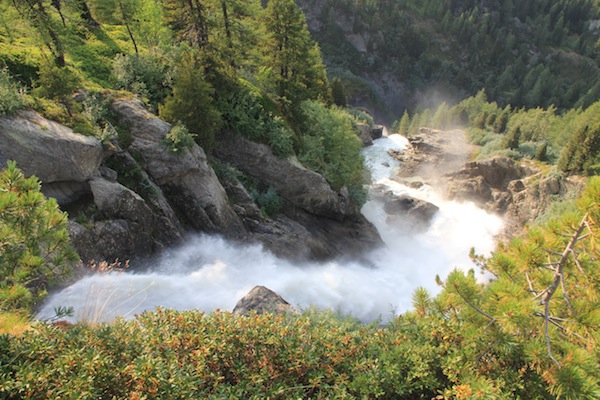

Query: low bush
[
  {"left": 219, "top": 86, "right": 294, "bottom": 158},
  {"left": 163, "top": 122, "right": 197, "bottom": 154},
  {"left": 297, "top": 101, "right": 367, "bottom": 207},
  {"left": 0, "top": 68, "right": 26, "bottom": 115}
]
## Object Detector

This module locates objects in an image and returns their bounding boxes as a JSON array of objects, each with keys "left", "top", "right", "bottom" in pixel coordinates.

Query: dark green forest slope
[{"left": 297, "top": 0, "right": 600, "bottom": 120}]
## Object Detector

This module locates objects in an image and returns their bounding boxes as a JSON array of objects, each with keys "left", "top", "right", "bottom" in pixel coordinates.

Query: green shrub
[
  {"left": 0, "top": 68, "right": 26, "bottom": 115},
  {"left": 163, "top": 122, "right": 197, "bottom": 153},
  {"left": 345, "top": 107, "right": 374, "bottom": 126},
  {"left": 112, "top": 53, "right": 172, "bottom": 110},
  {"left": 253, "top": 186, "right": 283, "bottom": 217},
  {"left": 0, "top": 162, "right": 78, "bottom": 312},
  {"left": 219, "top": 86, "right": 294, "bottom": 158},
  {"left": 297, "top": 101, "right": 366, "bottom": 207},
  {"left": 35, "top": 63, "right": 82, "bottom": 118}
]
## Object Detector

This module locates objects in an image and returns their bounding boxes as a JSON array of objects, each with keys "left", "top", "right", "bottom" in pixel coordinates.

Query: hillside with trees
[
  {"left": 0, "top": 0, "right": 599, "bottom": 398},
  {"left": 297, "top": 0, "right": 600, "bottom": 121}
]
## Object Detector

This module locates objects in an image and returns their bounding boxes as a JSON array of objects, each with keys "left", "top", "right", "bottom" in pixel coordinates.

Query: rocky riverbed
[{"left": 388, "top": 128, "right": 584, "bottom": 241}]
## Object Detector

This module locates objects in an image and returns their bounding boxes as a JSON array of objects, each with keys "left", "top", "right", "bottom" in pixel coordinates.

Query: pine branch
[
  {"left": 544, "top": 300, "right": 561, "bottom": 367},
  {"left": 526, "top": 272, "right": 538, "bottom": 294},
  {"left": 453, "top": 284, "right": 496, "bottom": 323},
  {"left": 560, "top": 276, "right": 575, "bottom": 316},
  {"left": 570, "top": 249, "right": 586, "bottom": 276},
  {"left": 544, "top": 248, "right": 563, "bottom": 256},
  {"left": 540, "top": 214, "right": 589, "bottom": 368}
]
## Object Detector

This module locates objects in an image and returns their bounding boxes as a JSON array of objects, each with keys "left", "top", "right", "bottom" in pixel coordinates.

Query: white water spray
[{"left": 37, "top": 134, "right": 503, "bottom": 323}]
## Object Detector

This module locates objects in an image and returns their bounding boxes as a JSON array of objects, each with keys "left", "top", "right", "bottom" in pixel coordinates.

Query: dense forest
[
  {"left": 297, "top": 0, "right": 600, "bottom": 119},
  {"left": 0, "top": 0, "right": 599, "bottom": 398}
]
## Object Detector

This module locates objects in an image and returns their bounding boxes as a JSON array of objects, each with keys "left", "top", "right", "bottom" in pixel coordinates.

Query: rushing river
[{"left": 37, "top": 133, "right": 503, "bottom": 323}]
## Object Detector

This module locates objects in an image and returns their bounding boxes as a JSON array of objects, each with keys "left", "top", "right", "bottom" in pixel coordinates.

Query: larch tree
[{"left": 10, "top": 0, "right": 65, "bottom": 67}]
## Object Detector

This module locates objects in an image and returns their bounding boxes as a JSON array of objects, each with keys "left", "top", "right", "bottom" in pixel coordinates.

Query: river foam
[{"left": 37, "top": 134, "right": 503, "bottom": 323}]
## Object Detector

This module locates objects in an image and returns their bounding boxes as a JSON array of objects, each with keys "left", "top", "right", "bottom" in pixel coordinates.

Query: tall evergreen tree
[
  {"left": 263, "top": 0, "right": 329, "bottom": 105},
  {"left": 397, "top": 110, "right": 410, "bottom": 136},
  {"left": 159, "top": 51, "right": 222, "bottom": 149}
]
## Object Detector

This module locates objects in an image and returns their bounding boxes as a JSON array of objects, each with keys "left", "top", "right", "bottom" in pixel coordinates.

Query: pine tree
[
  {"left": 159, "top": 52, "right": 222, "bottom": 149},
  {"left": 534, "top": 141, "right": 548, "bottom": 161},
  {"left": 263, "top": 0, "right": 329, "bottom": 105},
  {"left": 0, "top": 161, "right": 78, "bottom": 311},
  {"left": 397, "top": 110, "right": 410, "bottom": 136},
  {"left": 162, "top": 0, "right": 210, "bottom": 49},
  {"left": 558, "top": 125, "right": 589, "bottom": 172},
  {"left": 493, "top": 111, "right": 509, "bottom": 133},
  {"left": 504, "top": 126, "right": 521, "bottom": 149}
]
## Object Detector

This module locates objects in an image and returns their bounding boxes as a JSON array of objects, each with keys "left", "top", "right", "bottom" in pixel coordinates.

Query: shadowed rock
[{"left": 233, "top": 286, "right": 297, "bottom": 316}]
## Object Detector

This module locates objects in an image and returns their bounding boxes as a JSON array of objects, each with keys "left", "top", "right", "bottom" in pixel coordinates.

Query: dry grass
[{"left": 0, "top": 311, "right": 31, "bottom": 336}]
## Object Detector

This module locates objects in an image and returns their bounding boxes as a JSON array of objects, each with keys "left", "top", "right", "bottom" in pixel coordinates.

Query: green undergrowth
[{"left": 0, "top": 308, "right": 455, "bottom": 399}]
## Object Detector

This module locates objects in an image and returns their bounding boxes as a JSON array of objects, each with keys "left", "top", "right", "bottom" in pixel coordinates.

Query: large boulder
[
  {"left": 233, "top": 286, "right": 297, "bottom": 316},
  {"left": 68, "top": 177, "right": 181, "bottom": 261},
  {"left": 371, "top": 185, "right": 439, "bottom": 229},
  {"left": 111, "top": 100, "right": 244, "bottom": 237},
  {"left": 356, "top": 123, "right": 373, "bottom": 146},
  {"left": 69, "top": 219, "right": 152, "bottom": 262},
  {"left": 214, "top": 131, "right": 356, "bottom": 221},
  {"left": 218, "top": 169, "right": 382, "bottom": 260},
  {"left": 0, "top": 110, "right": 105, "bottom": 204}
]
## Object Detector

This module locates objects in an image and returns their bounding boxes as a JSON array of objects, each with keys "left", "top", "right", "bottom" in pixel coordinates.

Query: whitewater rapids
[{"left": 37, "top": 134, "right": 503, "bottom": 323}]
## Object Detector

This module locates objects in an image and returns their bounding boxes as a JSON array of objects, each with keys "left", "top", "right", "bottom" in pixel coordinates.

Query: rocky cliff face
[
  {"left": 214, "top": 130, "right": 382, "bottom": 260},
  {"left": 0, "top": 101, "right": 382, "bottom": 263}
]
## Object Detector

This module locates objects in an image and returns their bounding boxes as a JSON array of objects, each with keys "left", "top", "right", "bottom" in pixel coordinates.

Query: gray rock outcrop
[
  {"left": 0, "top": 110, "right": 105, "bottom": 204},
  {"left": 446, "top": 157, "right": 584, "bottom": 239},
  {"left": 1, "top": 100, "right": 384, "bottom": 264},
  {"left": 370, "top": 185, "right": 439, "bottom": 229},
  {"left": 215, "top": 130, "right": 356, "bottom": 220},
  {"left": 233, "top": 286, "right": 297, "bottom": 316},
  {"left": 446, "top": 156, "right": 534, "bottom": 210},
  {"left": 111, "top": 100, "right": 244, "bottom": 236}
]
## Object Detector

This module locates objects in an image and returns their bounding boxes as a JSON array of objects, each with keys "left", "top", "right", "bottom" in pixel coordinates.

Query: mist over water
[{"left": 38, "top": 134, "right": 503, "bottom": 323}]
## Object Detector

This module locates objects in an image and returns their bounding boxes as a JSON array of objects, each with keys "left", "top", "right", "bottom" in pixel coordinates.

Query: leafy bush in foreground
[{"left": 0, "top": 309, "right": 451, "bottom": 399}]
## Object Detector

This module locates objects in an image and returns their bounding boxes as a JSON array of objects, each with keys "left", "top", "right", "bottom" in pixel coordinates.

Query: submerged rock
[{"left": 233, "top": 286, "right": 297, "bottom": 316}]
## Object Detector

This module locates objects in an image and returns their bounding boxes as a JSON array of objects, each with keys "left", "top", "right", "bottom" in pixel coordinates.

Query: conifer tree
[
  {"left": 263, "top": 0, "right": 329, "bottom": 105},
  {"left": 397, "top": 110, "right": 410, "bottom": 136},
  {"left": 159, "top": 51, "right": 222, "bottom": 149},
  {"left": 504, "top": 126, "right": 521, "bottom": 150},
  {"left": 0, "top": 162, "right": 78, "bottom": 311},
  {"left": 493, "top": 111, "right": 508, "bottom": 133}
]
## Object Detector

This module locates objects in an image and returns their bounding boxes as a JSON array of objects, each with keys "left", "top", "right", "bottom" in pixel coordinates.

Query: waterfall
[{"left": 37, "top": 134, "right": 503, "bottom": 323}]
